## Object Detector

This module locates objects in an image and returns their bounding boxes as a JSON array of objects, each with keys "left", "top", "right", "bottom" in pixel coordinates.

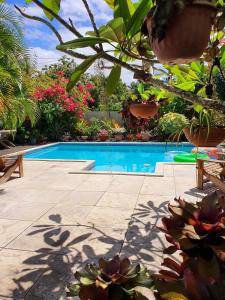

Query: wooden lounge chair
[
  {"left": 0, "top": 155, "right": 24, "bottom": 184},
  {"left": 197, "top": 152, "right": 225, "bottom": 193}
]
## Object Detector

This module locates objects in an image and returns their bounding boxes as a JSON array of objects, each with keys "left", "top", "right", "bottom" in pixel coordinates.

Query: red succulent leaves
[
  {"left": 161, "top": 192, "right": 225, "bottom": 261},
  {"left": 68, "top": 255, "right": 152, "bottom": 300}
]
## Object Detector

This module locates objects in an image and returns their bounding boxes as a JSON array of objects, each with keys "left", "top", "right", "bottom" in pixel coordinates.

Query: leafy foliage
[
  {"left": 67, "top": 255, "right": 153, "bottom": 300},
  {"left": 0, "top": 3, "right": 37, "bottom": 129},
  {"left": 159, "top": 112, "right": 189, "bottom": 137}
]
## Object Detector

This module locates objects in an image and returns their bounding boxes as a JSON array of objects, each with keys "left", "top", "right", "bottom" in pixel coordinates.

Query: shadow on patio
[{"left": 8, "top": 199, "right": 169, "bottom": 299}]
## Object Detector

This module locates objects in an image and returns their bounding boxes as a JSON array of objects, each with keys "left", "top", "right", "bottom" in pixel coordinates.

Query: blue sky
[{"left": 7, "top": 0, "right": 134, "bottom": 84}]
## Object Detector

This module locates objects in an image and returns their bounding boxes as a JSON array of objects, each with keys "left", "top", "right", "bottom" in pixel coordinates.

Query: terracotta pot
[
  {"left": 99, "top": 135, "right": 108, "bottom": 142},
  {"left": 130, "top": 102, "right": 159, "bottom": 119},
  {"left": 183, "top": 127, "right": 225, "bottom": 147},
  {"left": 143, "top": 1, "right": 216, "bottom": 64},
  {"left": 81, "top": 136, "right": 88, "bottom": 141},
  {"left": 115, "top": 134, "right": 123, "bottom": 142},
  {"left": 142, "top": 133, "right": 150, "bottom": 142}
]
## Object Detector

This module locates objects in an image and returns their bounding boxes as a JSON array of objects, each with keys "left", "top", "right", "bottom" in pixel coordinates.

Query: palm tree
[{"left": 0, "top": 4, "right": 38, "bottom": 129}]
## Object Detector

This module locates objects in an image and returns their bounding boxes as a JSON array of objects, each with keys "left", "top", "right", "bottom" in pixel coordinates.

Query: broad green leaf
[
  {"left": 190, "top": 61, "right": 204, "bottom": 75},
  {"left": 43, "top": 0, "right": 61, "bottom": 21},
  {"left": 104, "top": 0, "right": 115, "bottom": 9},
  {"left": 127, "top": 0, "right": 152, "bottom": 38},
  {"left": 89, "top": 18, "right": 125, "bottom": 43},
  {"left": 107, "top": 18, "right": 125, "bottom": 43},
  {"left": 176, "top": 81, "right": 196, "bottom": 91},
  {"left": 114, "top": 0, "right": 134, "bottom": 28},
  {"left": 25, "top": 0, "right": 33, "bottom": 3},
  {"left": 193, "top": 104, "right": 203, "bottom": 113},
  {"left": 106, "top": 65, "right": 121, "bottom": 95},
  {"left": 57, "top": 37, "right": 110, "bottom": 50},
  {"left": 67, "top": 52, "right": 102, "bottom": 91}
]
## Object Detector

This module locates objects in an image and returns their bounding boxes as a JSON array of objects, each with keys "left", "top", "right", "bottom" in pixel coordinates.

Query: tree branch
[
  {"left": 32, "top": 0, "right": 83, "bottom": 38},
  {"left": 15, "top": 5, "right": 88, "bottom": 60},
  {"left": 81, "top": 0, "right": 103, "bottom": 51},
  {"left": 15, "top": 5, "right": 63, "bottom": 43},
  {"left": 102, "top": 52, "right": 225, "bottom": 112},
  {"left": 134, "top": 70, "right": 225, "bottom": 112}
]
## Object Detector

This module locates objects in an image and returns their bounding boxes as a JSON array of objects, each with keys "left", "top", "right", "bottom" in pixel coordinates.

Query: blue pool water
[{"left": 25, "top": 143, "right": 194, "bottom": 173}]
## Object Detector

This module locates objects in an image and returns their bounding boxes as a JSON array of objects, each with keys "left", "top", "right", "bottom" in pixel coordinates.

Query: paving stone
[
  {"left": 0, "top": 219, "right": 31, "bottom": 247},
  {"left": 7, "top": 224, "right": 125, "bottom": 258},
  {"left": 0, "top": 249, "right": 45, "bottom": 299},
  {"left": 65, "top": 191, "right": 104, "bottom": 206},
  {"left": 0, "top": 201, "right": 54, "bottom": 221},
  {"left": 96, "top": 192, "right": 138, "bottom": 208}
]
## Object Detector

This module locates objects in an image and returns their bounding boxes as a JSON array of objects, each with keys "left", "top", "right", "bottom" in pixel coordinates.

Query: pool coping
[{"left": 5, "top": 142, "right": 195, "bottom": 177}]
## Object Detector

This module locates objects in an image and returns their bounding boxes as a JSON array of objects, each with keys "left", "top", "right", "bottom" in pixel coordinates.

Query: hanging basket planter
[
  {"left": 129, "top": 102, "right": 159, "bottom": 119},
  {"left": 142, "top": 0, "right": 216, "bottom": 64},
  {"left": 183, "top": 127, "right": 225, "bottom": 147}
]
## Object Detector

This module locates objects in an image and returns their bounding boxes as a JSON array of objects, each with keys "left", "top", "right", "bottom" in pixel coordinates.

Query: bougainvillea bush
[{"left": 32, "top": 71, "right": 94, "bottom": 141}]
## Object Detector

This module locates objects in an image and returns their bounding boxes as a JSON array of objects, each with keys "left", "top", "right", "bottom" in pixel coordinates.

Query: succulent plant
[
  {"left": 161, "top": 191, "right": 225, "bottom": 261},
  {"left": 153, "top": 254, "right": 225, "bottom": 300},
  {"left": 67, "top": 255, "right": 153, "bottom": 300}
]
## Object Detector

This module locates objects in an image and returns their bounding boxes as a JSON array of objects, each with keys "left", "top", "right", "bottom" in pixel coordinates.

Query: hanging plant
[{"left": 142, "top": 0, "right": 217, "bottom": 64}]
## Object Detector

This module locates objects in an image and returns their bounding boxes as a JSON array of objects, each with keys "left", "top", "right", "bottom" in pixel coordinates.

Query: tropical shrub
[
  {"left": 159, "top": 112, "right": 189, "bottom": 138},
  {"left": 0, "top": 4, "right": 38, "bottom": 129}
]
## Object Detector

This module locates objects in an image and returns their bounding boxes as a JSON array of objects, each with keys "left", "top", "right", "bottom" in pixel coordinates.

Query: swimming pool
[{"left": 25, "top": 143, "right": 194, "bottom": 173}]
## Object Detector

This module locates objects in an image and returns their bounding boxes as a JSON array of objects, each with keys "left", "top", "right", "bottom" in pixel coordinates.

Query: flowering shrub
[
  {"left": 31, "top": 72, "right": 94, "bottom": 140},
  {"left": 32, "top": 74, "right": 94, "bottom": 118}
]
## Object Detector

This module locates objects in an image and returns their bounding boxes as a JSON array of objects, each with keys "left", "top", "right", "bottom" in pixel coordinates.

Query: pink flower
[
  {"left": 56, "top": 71, "right": 65, "bottom": 76},
  {"left": 86, "top": 83, "right": 94, "bottom": 89}
]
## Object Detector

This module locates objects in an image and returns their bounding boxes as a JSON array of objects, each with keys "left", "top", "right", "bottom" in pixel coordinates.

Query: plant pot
[
  {"left": 183, "top": 127, "right": 225, "bottom": 147},
  {"left": 115, "top": 134, "right": 123, "bottom": 142},
  {"left": 30, "top": 138, "right": 37, "bottom": 145},
  {"left": 136, "top": 134, "right": 143, "bottom": 141},
  {"left": 130, "top": 103, "right": 159, "bottom": 119},
  {"left": 127, "top": 134, "right": 134, "bottom": 141},
  {"left": 99, "top": 135, "right": 108, "bottom": 142},
  {"left": 142, "top": 133, "right": 150, "bottom": 142},
  {"left": 143, "top": 1, "right": 216, "bottom": 64},
  {"left": 81, "top": 135, "right": 88, "bottom": 141}
]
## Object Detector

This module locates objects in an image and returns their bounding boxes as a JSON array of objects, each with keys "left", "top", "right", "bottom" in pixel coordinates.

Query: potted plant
[
  {"left": 159, "top": 112, "right": 190, "bottom": 141},
  {"left": 142, "top": 0, "right": 217, "bottom": 64},
  {"left": 88, "top": 118, "right": 102, "bottom": 141},
  {"left": 98, "top": 129, "right": 109, "bottom": 141},
  {"left": 129, "top": 83, "right": 160, "bottom": 119},
  {"left": 183, "top": 109, "right": 225, "bottom": 147},
  {"left": 136, "top": 133, "right": 143, "bottom": 141},
  {"left": 127, "top": 133, "right": 134, "bottom": 141},
  {"left": 75, "top": 120, "right": 89, "bottom": 141},
  {"left": 113, "top": 127, "right": 126, "bottom": 142},
  {"left": 29, "top": 129, "right": 42, "bottom": 145},
  {"left": 141, "top": 131, "right": 151, "bottom": 142}
]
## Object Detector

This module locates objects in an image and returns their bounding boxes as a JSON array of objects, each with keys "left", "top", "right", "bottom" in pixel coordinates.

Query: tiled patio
[{"left": 0, "top": 160, "right": 211, "bottom": 299}]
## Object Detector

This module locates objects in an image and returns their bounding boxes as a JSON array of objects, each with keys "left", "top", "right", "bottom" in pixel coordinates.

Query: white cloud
[{"left": 31, "top": 47, "right": 63, "bottom": 69}]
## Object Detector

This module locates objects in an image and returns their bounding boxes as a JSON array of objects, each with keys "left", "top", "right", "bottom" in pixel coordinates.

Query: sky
[{"left": 7, "top": 0, "right": 135, "bottom": 84}]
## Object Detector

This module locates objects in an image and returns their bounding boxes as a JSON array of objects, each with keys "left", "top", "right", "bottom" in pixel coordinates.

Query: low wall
[{"left": 84, "top": 111, "right": 123, "bottom": 125}]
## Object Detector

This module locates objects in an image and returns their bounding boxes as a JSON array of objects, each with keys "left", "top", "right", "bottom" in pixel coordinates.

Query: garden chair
[
  {"left": 197, "top": 152, "right": 225, "bottom": 193},
  {"left": 0, "top": 155, "right": 24, "bottom": 185}
]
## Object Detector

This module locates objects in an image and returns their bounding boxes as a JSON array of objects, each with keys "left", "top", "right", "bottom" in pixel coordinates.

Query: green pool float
[{"left": 174, "top": 152, "right": 209, "bottom": 163}]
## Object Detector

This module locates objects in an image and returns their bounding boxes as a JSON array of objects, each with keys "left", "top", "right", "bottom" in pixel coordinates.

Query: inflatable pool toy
[
  {"left": 192, "top": 147, "right": 218, "bottom": 159},
  {"left": 174, "top": 152, "right": 209, "bottom": 163}
]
